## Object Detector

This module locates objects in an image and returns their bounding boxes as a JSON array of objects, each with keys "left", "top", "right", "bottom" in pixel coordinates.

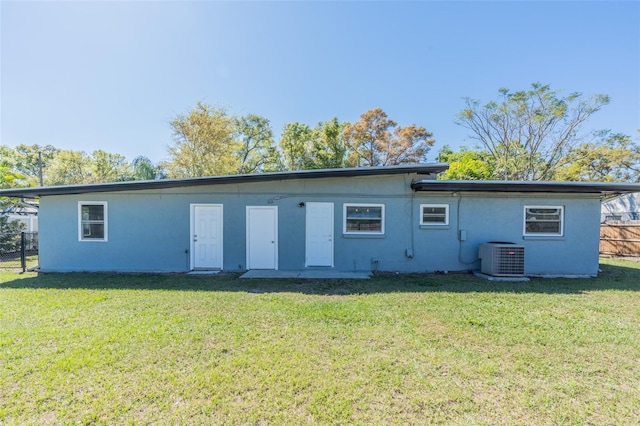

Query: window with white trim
[
  {"left": 78, "top": 202, "right": 108, "bottom": 241},
  {"left": 420, "top": 204, "right": 449, "bottom": 225},
  {"left": 343, "top": 204, "right": 384, "bottom": 234},
  {"left": 524, "top": 206, "right": 563, "bottom": 236}
]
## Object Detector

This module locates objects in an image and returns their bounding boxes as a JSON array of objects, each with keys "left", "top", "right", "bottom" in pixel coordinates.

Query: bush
[{"left": 0, "top": 216, "right": 26, "bottom": 252}]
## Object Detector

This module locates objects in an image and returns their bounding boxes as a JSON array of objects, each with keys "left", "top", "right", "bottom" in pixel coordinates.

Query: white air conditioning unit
[{"left": 479, "top": 243, "right": 525, "bottom": 277}]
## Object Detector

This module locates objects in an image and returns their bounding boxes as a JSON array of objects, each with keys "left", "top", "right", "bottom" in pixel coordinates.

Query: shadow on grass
[{"left": 0, "top": 262, "right": 639, "bottom": 295}]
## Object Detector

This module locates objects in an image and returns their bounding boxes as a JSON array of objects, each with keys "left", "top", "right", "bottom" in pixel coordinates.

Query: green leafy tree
[
  {"left": 343, "top": 108, "right": 435, "bottom": 167},
  {"left": 457, "top": 83, "right": 610, "bottom": 181},
  {"left": 309, "top": 118, "right": 348, "bottom": 169},
  {"left": 91, "top": 150, "right": 132, "bottom": 183},
  {"left": 233, "top": 114, "right": 279, "bottom": 174},
  {"left": 489, "top": 141, "right": 541, "bottom": 180},
  {"left": 279, "top": 118, "right": 349, "bottom": 171},
  {"left": 261, "top": 146, "right": 285, "bottom": 173},
  {"left": 131, "top": 156, "right": 166, "bottom": 180},
  {"left": 0, "top": 215, "right": 27, "bottom": 252},
  {"left": 437, "top": 146, "right": 493, "bottom": 180},
  {"left": 166, "top": 102, "right": 238, "bottom": 178},
  {"left": 0, "top": 146, "right": 18, "bottom": 170},
  {"left": 13, "top": 144, "right": 60, "bottom": 184},
  {"left": 44, "top": 150, "right": 92, "bottom": 186},
  {"left": 279, "top": 122, "right": 314, "bottom": 171},
  {"left": 0, "top": 149, "right": 31, "bottom": 213},
  {"left": 0, "top": 165, "right": 27, "bottom": 189},
  {"left": 2, "top": 144, "right": 168, "bottom": 185},
  {"left": 556, "top": 131, "right": 640, "bottom": 182}
]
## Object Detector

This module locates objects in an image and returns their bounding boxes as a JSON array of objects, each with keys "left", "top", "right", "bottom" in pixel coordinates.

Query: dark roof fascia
[
  {"left": 0, "top": 164, "right": 448, "bottom": 198},
  {"left": 411, "top": 180, "right": 640, "bottom": 197}
]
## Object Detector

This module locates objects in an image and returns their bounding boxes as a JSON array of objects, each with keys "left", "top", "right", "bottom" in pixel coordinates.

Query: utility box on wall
[{"left": 479, "top": 243, "right": 525, "bottom": 277}]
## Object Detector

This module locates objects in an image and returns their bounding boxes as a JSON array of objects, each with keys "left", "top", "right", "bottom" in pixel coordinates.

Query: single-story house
[
  {"left": 1, "top": 164, "right": 639, "bottom": 276},
  {"left": 601, "top": 192, "right": 640, "bottom": 222},
  {"left": 0, "top": 200, "right": 38, "bottom": 233}
]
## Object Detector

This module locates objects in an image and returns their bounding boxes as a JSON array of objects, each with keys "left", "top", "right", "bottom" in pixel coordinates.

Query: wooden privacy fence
[{"left": 600, "top": 223, "right": 640, "bottom": 257}]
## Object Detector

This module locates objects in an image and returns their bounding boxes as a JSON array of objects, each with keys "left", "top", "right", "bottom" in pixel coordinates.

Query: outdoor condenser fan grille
[{"left": 479, "top": 243, "right": 525, "bottom": 277}]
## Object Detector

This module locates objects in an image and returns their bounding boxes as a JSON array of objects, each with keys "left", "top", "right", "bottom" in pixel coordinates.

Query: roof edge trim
[
  {"left": 411, "top": 179, "right": 640, "bottom": 196},
  {"left": 0, "top": 163, "right": 448, "bottom": 198}
]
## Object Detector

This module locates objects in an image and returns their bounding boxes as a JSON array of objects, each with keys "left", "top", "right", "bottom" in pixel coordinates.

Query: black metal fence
[{"left": 0, "top": 232, "right": 39, "bottom": 272}]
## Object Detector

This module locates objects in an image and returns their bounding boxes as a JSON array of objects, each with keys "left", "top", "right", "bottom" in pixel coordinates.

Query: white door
[
  {"left": 191, "top": 204, "right": 223, "bottom": 269},
  {"left": 246, "top": 206, "right": 278, "bottom": 269},
  {"left": 306, "top": 202, "right": 334, "bottom": 267}
]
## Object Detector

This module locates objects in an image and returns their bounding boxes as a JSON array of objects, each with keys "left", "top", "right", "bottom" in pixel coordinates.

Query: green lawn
[{"left": 1, "top": 259, "right": 639, "bottom": 425}]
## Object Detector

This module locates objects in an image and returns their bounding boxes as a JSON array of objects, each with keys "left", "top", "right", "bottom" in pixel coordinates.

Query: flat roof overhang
[
  {"left": 0, "top": 164, "right": 448, "bottom": 198},
  {"left": 411, "top": 179, "right": 640, "bottom": 197}
]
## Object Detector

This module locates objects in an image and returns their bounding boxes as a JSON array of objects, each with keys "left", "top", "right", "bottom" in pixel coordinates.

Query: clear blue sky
[{"left": 1, "top": 1, "right": 639, "bottom": 164}]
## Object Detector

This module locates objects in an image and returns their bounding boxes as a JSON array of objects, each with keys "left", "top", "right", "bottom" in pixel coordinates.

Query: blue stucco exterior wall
[{"left": 38, "top": 173, "right": 602, "bottom": 276}]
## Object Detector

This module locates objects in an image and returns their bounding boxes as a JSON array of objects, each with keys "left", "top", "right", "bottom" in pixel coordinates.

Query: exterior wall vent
[{"left": 478, "top": 243, "right": 525, "bottom": 277}]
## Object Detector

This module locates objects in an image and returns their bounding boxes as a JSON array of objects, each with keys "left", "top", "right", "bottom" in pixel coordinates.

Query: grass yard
[{"left": 1, "top": 258, "right": 639, "bottom": 425}]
